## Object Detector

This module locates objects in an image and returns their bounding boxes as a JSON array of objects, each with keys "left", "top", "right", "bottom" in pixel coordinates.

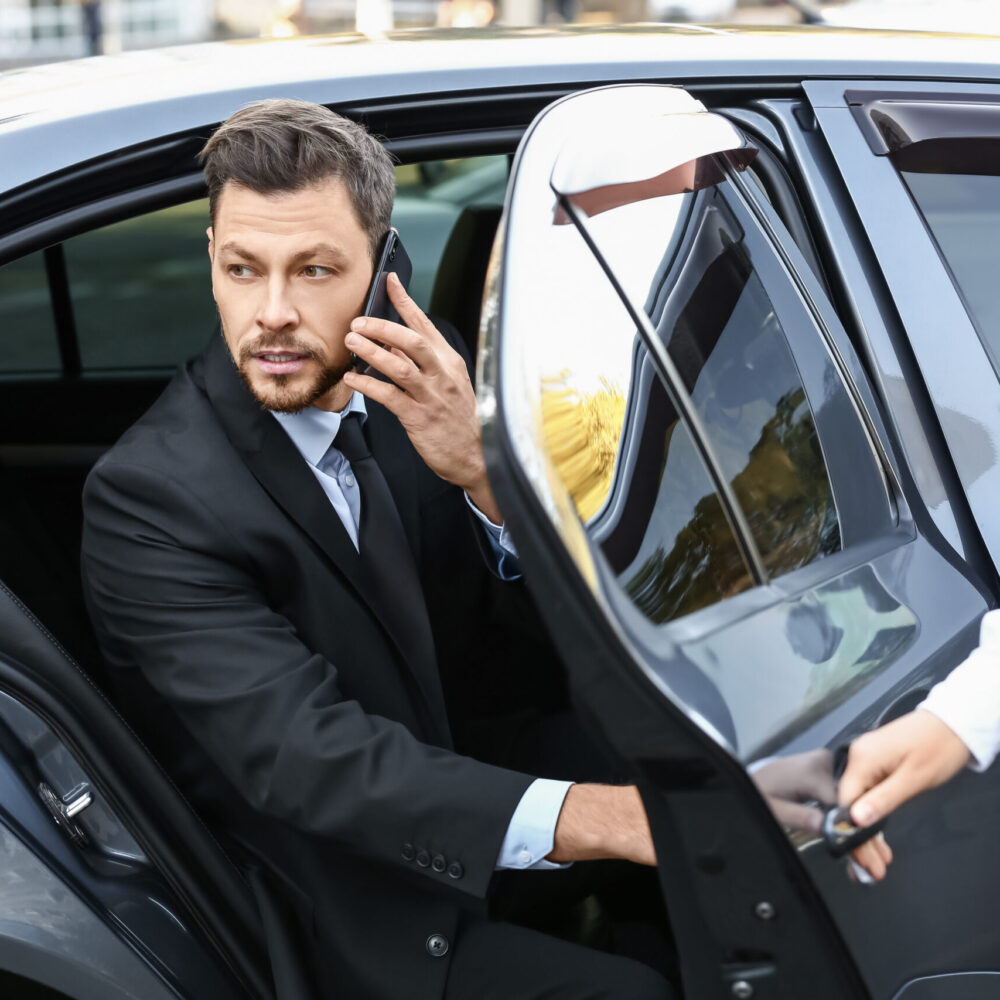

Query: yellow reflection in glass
[{"left": 540, "top": 374, "right": 626, "bottom": 522}]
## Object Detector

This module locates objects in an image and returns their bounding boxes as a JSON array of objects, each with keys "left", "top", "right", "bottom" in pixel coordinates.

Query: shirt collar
[{"left": 271, "top": 392, "right": 368, "bottom": 468}]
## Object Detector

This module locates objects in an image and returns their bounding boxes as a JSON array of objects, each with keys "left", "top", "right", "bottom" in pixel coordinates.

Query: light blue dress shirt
[{"left": 272, "top": 396, "right": 571, "bottom": 871}]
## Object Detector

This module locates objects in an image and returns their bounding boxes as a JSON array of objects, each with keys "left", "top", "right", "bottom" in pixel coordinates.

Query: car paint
[{"left": 2, "top": 25, "right": 1000, "bottom": 999}]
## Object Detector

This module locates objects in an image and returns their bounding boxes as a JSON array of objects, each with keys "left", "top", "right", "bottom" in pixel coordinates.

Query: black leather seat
[{"left": 428, "top": 205, "right": 504, "bottom": 362}]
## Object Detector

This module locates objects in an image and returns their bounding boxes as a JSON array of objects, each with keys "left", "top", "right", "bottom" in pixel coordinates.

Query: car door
[{"left": 479, "top": 83, "right": 1000, "bottom": 999}]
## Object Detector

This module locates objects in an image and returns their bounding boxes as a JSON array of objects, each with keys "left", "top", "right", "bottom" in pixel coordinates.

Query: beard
[{"left": 230, "top": 328, "right": 352, "bottom": 414}]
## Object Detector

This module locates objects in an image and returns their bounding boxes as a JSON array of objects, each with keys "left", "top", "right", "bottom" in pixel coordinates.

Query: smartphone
[{"left": 362, "top": 228, "right": 413, "bottom": 326}]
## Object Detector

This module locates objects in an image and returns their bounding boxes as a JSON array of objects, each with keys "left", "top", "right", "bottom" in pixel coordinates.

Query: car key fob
[{"left": 822, "top": 804, "right": 886, "bottom": 858}]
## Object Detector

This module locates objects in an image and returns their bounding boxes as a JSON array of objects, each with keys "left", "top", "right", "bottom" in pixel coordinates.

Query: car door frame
[
  {"left": 481, "top": 82, "right": 998, "bottom": 999},
  {"left": 803, "top": 79, "right": 1000, "bottom": 580}
]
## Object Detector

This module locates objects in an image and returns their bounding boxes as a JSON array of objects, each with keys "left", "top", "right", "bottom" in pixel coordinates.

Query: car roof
[{"left": 2, "top": 24, "right": 999, "bottom": 193}]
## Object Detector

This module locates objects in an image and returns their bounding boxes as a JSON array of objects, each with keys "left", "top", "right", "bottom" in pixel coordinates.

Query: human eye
[
  {"left": 302, "top": 265, "right": 333, "bottom": 278},
  {"left": 227, "top": 264, "right": 255, "bottom": 279}
]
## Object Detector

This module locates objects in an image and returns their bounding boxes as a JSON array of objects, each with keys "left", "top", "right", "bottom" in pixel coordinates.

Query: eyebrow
[{"left": 218, "top": 241, "right": 351, "bottom": 268}]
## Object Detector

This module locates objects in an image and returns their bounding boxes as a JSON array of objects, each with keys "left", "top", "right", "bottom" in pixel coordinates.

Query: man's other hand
[
  {"left": 838, "top": 710, "right": 970, "bottom": 880},
  {"left": 547, "top": 785, "right": 657, "bottom": 866},
  {"left": 343, "top": 272, "right": 501, "bottom": 523}
]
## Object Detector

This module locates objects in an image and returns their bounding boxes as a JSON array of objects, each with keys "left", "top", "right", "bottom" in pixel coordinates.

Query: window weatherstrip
[
  {"left": 43, "top": 244, "right": 81, "bottom": 375},
  {"left": 557, "top": 193, "right": 769, "bottom": 589}
]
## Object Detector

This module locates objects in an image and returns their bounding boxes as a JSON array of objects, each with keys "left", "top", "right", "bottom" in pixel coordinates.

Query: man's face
[{"left": 208, "top": 177, "right": 375, "bottom": 413}]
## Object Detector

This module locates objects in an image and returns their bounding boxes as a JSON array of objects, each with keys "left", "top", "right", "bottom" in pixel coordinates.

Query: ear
[{"left": 206, "top": 225, "right": 214, "bottom": 262}]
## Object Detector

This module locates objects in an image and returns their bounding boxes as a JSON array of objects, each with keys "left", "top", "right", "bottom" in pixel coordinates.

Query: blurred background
[{"left": 0, "top": 0, "right": 997, "bottom": 71}]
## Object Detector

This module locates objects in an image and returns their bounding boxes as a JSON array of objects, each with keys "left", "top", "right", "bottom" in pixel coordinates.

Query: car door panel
[
  {"left": 804, "top": 80, "right": 1000, "bottom": 578},
  {"left": 482, "top": 83, "right": 997, "bottom": 998}
]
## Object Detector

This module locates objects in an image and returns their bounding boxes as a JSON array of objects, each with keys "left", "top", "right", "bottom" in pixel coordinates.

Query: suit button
[
  {"left": 447, "top": 861, "right": 464, "bottom": 880},
  {"left": 401, "top": 843, "right": 416, "bottom": 862},
  {"left": 426, "top": 934, "right": 449, "bottom": 958},
  {"left": 431, "top": 854, "right": 446, "bottom": 873},
  {"left": 416, "top": 849, "right": 431, "bottom": 868}
]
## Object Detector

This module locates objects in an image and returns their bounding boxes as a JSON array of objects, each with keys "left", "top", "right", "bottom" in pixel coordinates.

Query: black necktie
[{"left": 333, "top": 413, "right": 450, "bottom": 745}]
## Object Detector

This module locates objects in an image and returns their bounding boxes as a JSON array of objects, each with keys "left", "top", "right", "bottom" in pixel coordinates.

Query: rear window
[{"left": 900, "top": 168, "right": 1000, "bottom": 371}]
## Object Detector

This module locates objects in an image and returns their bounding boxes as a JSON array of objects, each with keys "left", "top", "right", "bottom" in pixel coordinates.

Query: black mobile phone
[{"left": 362, "top": 228, "right": 413, "bottom": 326}]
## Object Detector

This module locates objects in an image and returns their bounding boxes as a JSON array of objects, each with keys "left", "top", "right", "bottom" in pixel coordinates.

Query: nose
[{"left": 256, "top": 277, "right": 298, "bottom": 333}]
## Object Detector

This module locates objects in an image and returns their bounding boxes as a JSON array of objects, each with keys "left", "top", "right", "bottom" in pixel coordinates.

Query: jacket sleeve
[{"left": 81, "top": 456, "right": 534, "bottom": 899}]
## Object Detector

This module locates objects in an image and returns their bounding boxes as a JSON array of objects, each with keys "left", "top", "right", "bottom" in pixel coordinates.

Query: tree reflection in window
[{"left": 596, "top": 193, "right": 840, "bottom": 626}]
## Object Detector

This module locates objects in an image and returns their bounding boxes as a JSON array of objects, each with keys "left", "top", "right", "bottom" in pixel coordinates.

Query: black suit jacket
[{"left": 81, "top": 332, "right": 541, "bottom": 999}]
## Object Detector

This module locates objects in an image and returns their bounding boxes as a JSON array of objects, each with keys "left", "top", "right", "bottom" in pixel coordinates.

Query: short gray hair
[{"left": 199, "top": 98, "right": 395, "bottom": 262}]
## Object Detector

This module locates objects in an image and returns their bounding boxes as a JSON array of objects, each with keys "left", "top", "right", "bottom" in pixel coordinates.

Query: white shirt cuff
[
  {"left": 918, "top": 608, "right": 1000, "bottom": 772},
  {"left": 495, "top": 778, "right": 574, "bottom": 870},
  {"left": 464, "top": 493, "right": 521, "bottom": 580}
]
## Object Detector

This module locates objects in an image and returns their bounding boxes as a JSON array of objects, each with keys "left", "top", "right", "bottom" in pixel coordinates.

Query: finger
[
  {"left": 849, "top": 767, "right": 922, "bottom": 829},
  {"left": 342, "top": 369, "right": 412, "bottom": 417},
  {"left": 837, "top": 740, "right": 891, "bottom": 812},
  {"left": 386, "top": 270, "right": 438, "bottom": 338},
  {"left": 798, "top": 748, "right": 837, "bottom": 805},
  {"left": 345, "top": 332, "right": 424, "bottom": 398},
  {"left": 851, "top": 838, "right": 888, "bottom": 882},
  {"left": 350, "top": 315, "right": 440, "bottom": 374},
  {"left": 766, "top": 798, "right": 825, "bottom": 835}
]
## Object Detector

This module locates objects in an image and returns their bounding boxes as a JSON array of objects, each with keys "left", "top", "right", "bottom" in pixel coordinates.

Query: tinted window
[
  {"left": 0, "top": 156, "right": 504, "bottom": 375},
  {"left": 65, "top": 199, "right": 214, "bottom": 369},
  {"left": 498, "top": 160, "right": 755, "bottom": 625},
  {"left": 392, "top": 155, "right": 508, "bottom": 309},
  {"left": 0, "top": 251, "right": 61, "bottom": 372},
  {"left": 577, "top": 182, "right": 840, "bottom": 583},
  {"left": 901, "top": 169, "right": 1000, "bottom": 369}
]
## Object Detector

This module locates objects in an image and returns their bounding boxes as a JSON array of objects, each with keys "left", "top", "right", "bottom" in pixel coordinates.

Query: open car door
[{"left": 479, "top": 85, "right": 1000, "bottom": 1000}]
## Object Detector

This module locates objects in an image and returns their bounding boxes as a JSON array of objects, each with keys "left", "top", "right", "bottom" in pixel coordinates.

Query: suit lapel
[
  {"left": 202, "top": 335, "right": 365, "bottom": 592},
  {"left": 200, "top": 335, "right": 449, "bottom": 744}
]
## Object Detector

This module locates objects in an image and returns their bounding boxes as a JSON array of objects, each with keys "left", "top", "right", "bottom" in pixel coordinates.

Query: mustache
[{"left": 238, "top": 333, "right": 324, "bottom": 365}]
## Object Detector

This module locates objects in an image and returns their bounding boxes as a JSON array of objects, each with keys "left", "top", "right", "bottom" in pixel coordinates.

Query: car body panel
[
  {"left": 482, "top": 80, "right": 999, "bottom": 997},
  {"left": 805, "top": 79, "right": 1000, "bottom": 577},
  {"left": 4, "top": 24, "right": 1000, "bottom": 1000},
  {"left": 0, "top": 821, "right": 177, "bottom": 1000},
  {"left": 3, "top": 26, "right": 1000, "bottom": 195}
]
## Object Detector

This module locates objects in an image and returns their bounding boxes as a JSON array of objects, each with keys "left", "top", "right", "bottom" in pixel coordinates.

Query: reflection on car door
[{"left": 481, "top": 84, "right": 1000, "bottom": 999}]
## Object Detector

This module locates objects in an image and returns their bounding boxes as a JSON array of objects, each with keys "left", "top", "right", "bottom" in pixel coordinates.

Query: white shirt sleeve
[
  {"left": 464, "top": 494, "right": 521, "bottom": 580},
  {"left": 919, "top": 608, "right": 1000, "bottom": 772},
  {"left": 495, "top": 778, "right": 574, "bottom": 870}
]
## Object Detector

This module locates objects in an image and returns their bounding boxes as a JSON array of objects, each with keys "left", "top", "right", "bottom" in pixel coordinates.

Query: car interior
[{"left": 0, "top": 104, "right": 824, "bottom": 996}]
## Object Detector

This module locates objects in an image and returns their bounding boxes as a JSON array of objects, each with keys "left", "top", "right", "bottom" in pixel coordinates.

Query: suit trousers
[{"left": 441, "top": 912, "right": 673, "bottom": 1000}]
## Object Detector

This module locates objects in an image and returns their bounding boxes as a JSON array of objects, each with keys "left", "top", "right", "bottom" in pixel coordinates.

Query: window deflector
[{"left": 549, "top": 108, "right": 768, "bottom": 590}]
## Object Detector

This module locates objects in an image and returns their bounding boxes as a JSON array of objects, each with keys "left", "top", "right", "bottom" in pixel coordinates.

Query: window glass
[
  {"left": 392, "top": 156, "right": 508, "bottom": 309},
  {"left": 574, "top": 180, "right": 840, "bottom": 580},
  {"left": 498, "top": 166, "right": 754, "bottom": 625},
  {"left": 0, "top": 251, "right": 61, "bottom": 372},
  {"left": 900, "top": 170, "right": 1000, "bottom": 369},
  {"left": 14, "top": 156, "right": 504, "bottom": 374},
  {"left": 65, "top": 199, "right": 214, "bottom": 369}
]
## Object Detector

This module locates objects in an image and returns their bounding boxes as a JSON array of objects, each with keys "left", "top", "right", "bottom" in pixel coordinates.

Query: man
[
  {"left": 839, "top": 607, "right": 1000, "bottom": 881},
  {"left": 81, "top": 99, "right": 669, "bottom": 998}
]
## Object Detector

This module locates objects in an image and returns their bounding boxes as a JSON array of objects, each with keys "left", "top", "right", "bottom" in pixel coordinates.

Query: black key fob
[{"left": 822, "top": 805, "right": 886, "bottom": 858}]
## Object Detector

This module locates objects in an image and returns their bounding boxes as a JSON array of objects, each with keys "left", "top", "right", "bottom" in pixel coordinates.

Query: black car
[{"left": 2, "top": 24, "right": 1000, "bottom": 999}]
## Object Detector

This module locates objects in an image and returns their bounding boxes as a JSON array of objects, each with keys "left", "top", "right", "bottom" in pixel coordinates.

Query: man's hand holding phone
[{"left": 343, "top": 271, "right": 503, "bottom": 525}]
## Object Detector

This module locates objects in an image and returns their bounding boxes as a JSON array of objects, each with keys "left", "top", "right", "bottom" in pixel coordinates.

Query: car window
[
  {"left": 572, "top": 182, "right": 841, "bottom": 589},
  {"left": 899, "top": 167, "right": 1000, "bottom": 373},
  {"left": 65, "top": 199, "right": 215, "bottom": 370},
  {"left": 498, "top": 154, "right": 760, "bottom": 626},
  {"left": 0, "top": 155, "right": 507, "bottom": 374},
  {"left": 392, "top": 155, "right": 508, "bottom": 309},
  {"left": 0, "top": 250, "right": 61, "bottom": 373}
]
